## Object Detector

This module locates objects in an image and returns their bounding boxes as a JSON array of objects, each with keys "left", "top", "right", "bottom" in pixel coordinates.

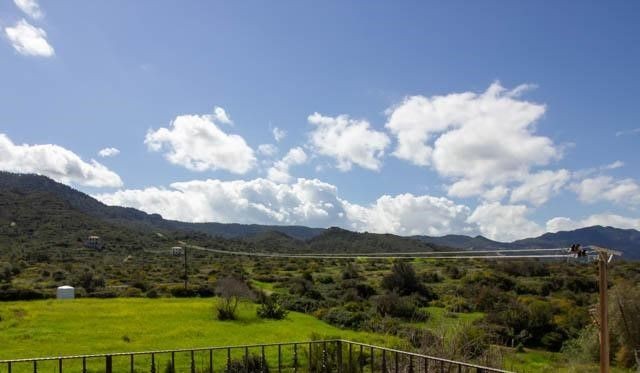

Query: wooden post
[{"left": 598, "top": 252, "right": 610, "bottom": 373}]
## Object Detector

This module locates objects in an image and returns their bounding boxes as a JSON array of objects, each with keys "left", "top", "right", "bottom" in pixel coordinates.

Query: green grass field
[
  {"left": 0, "top": 298, "right": 407, "bottom": 372},
  {"left": 0, "top": 298, "right": 625, "bottom": 373},
  {"left": 0, "top": 298, "right": 399, "bottom": 359}
]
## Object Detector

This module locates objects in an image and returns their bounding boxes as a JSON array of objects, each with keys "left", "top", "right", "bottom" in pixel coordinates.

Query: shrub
[
  {"left": 215, "top": 276, "right": 252, "bottom": 320},
  {"left": 322, "top": 307, "right": 366, "bottom": 328},
  {"left": 257, "top": 294, "right": 288, "bottom": 320},
  {"left": 374, "top": 293, "right": 428, "bottom": 321},
  {"left": 317, "top": 275, "right": 334, "bottom": 284},
  {"left": 225, "top": 354, "right": 268, "bottom": 373}
]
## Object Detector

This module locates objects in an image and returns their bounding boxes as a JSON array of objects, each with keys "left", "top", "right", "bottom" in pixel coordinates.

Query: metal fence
[{"left": 0, "top": 339, "right": 511, "bottom": 373}]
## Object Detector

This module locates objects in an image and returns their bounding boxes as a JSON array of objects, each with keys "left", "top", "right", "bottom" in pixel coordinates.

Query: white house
[{"left": 171, "top": 246, "right": 184, "bottom": 256}]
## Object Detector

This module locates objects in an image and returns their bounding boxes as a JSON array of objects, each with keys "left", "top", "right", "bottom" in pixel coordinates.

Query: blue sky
[{"left": 1, "top": 1, "right": 639, "bottom": 241}]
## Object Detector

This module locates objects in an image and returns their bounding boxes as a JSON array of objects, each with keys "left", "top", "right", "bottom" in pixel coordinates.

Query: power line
[{"left": 185, "top": 244, "right": 572, "bottom": 260}]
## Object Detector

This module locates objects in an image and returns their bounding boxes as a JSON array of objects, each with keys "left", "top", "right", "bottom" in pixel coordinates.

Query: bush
[
  {"left": 322, "top": 307, "right": 366, "bottom": 328},
  {"left": 169, "top": 286, "right": 197, "bottom": 298},
  {"left": 225, "top": 354, "right": 268, "bottom": 373},
  {"left": 215, "top": 276, "right": 252, "bottom": 321},
  {"left": 374, "top": 293, "right": 428, "bottom": 321},
  {"left": 0, "top": 288, "right": 47, "bottom": 301},
  {"left": 257, "top": 294, "right": 288, "bottom": 320}
]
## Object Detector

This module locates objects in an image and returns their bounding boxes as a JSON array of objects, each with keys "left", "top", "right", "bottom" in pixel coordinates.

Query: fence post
[
  {"left": 58, "top": 358, "right": 62, "bottom": 373},
  {"left": 294, "top": 343, "right": 299, "bottom": 373},
  {"left": 191, "top": 350, "right": 196, "bottom": 373},
  {"left": 244, "top": 347, "right": 249, "bottom": 373},
  {"left": 309, "top": 343, "right": 313, "bottom": 373},
  {"left": 172, "top": 351, "right": 175, "bottom": 372},
  {"left": 130, "top": 354, "right": 134, "bottom": 373},
  {"left": 209, "top": 349, "right": 213, "bottom": 373},
  {"left": 336, "top": 341, "right": 343, "bottom": 373},
  {"left": 105, "top": 355, "right": 112, "bottom": 373},
  {"left": 151, "top": 353, "right": 156, "bottom": 373},
  {"left": 279, "top": 344, "right": 283, "bottom": 373},
  {"left": 348, "top": 343, "right": 353, "bottom": 372},
  {"left": 82, "top": 357, "right": 86, "bottom": 373},
  {"left": 359, "top": 345, "right": 364, "bottom": 373},
  {"left": 382, "top": 350, "right": 386, "bottom": 373},
  {"left": 395, "top": 351, "right": 399, "bottom": 373},
  {"left": 322, "top": 341, "right": 327, "bottom": 373}
]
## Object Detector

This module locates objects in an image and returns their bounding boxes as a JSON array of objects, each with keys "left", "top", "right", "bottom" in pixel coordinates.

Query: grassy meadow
[{"left": 0, "top": 298, "right": 398, "bottom": 358}]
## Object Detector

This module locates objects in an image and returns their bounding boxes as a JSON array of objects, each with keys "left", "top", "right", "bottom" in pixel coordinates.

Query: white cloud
[
  {"left": 267, "top": 147, "right": 308, "bottom": 183},
  {"left": 343, "top": 193, "right": 475, "bottom": 236},
  {"left": 546, "top": 214, "right": 640, "bottom": 232},
  {"left": 96, "top": 177, "right": 348, "bottom": 227},
  {"left": 14, "top": 0, "right": 43, "bottom": 19},
  {"left": 510, "top": 169, "right": 570, "bottom": 206},
  {"left": 0, "top": 133, "right": 122, "bottom": 188},
  {"left": 272, "top": 127, "right": 286, "bottom": 142},
  {"left": 467, "top": 202, "right": 543, "bottom": 242},
  {"left": 482, "top": 185, "right": 510, "bottom": 202},
  {"left": 386, "top": 82, "right": 558, "bottom": 197},
  {"left": 570, "top": 176, "right": 640, "bottom": 206},
  {"left": 257, "top": 144, "right": 278, "bottom": 157},
  {"left": 602, "top": 160, "right": 624, "bottom": 170},
  {"left": 145, "top": 112, "right": 255, "bottom": 174},
  {"left": 213, "top": 106, "right": 233, "bottom": 125},
  {"left": 308, "top": 112, "right": 390, "bottom": 171},
  {"left": 4, "top": 19, "right": 54, "bottom": 57},
  {"left": 615, "top": 128, "right": 640, "bottom": 137},
  {"left": 98, "top": 147, "right": 120, "bottom": 158}
]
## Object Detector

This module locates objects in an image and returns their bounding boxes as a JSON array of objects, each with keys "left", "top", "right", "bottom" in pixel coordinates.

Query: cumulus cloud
[
  {"left": 308, "top": 112, "right": 390, "bottom": 171},
  {"left": 14, "top": 0, "right": 43, "bottom": 19},
  {"left": 386, "top": 82, "right": 558, "bottom": 197},
  {"left": 546, "top": 214, "right": 640, "bottom": 232},
  {"left": 272, "top": 127, "right": 286, "bottom": 142},
  {"left": 267, "top": 147, "right": 308, "bottom": 183},
  {"left": 4, "top": 19, "right": 54, "bottom": 57},
  {"left": 96, "top": 178, "right": 348, "bottom": 228},
  {"left": 98, "top": 147, "right": 120, "bottom": 158},
  {"left": 510, "top": 169, "right": 570, "bottom": 206},
  {"left": 145, "top": 112, "right": 255, "bottom": 174},
  {"left": 257, "top": 144, "right": 278, "bottom": 157},
  {"left": 467, "top": 202, "right": 543, "bottom": 242},
  {"left": 213, "top": 106, "right": 232, "bottom": 125},
  {"left": 570, "top": 176, "right": 640, "bottom": 206},
  {"left": 343, "top": 193, "right": 475, "bottom": 236},
  {"left": 0, "top": 133, "right": 122, "bottom": 188}
]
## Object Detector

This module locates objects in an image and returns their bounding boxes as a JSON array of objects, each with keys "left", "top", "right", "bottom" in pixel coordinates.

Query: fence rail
[{"left": 0, "top": 339, "right": 511, "bottom": 373}]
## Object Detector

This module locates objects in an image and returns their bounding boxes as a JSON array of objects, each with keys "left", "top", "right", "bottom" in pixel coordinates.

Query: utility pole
[
  {"left": 592, "top": 246, "right": 621, "bottom": 373},
  {"left": 598, "top": 250, "right": 610, "bottom": 373},
  {"left": 183, "top": 246, "right": 188, "bottom": 290}
]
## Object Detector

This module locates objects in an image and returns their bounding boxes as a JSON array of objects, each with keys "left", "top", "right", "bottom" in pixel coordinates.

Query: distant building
[
  {"left": 85, "top": 235, "right": 103, "bottom": 250},
  {"left": 171, "top": 246, "right": 184, "bottom": 256},
  {"left": 56, "top": 285, "right": 75, "bottom": 299}
]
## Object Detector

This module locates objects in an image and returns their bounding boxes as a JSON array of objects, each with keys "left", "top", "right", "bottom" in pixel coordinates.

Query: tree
[
  {"left": 214, "top": 276, "right": 252, "bottom": 320},
  {"left": 610, "top": 281, "right": 640, "bottom": 368},
  {"left": 382, "top": 261, "right": 427, "bottom": 296}
]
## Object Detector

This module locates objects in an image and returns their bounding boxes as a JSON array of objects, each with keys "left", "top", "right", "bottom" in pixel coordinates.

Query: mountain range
[{"left": 0, "top": 171, "right": 638, "bottom": 259}]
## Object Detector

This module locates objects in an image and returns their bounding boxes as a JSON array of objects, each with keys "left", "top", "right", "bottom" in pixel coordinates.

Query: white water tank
[{"left": 56, "top": 285, "right": 75, "bottom": 300}]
